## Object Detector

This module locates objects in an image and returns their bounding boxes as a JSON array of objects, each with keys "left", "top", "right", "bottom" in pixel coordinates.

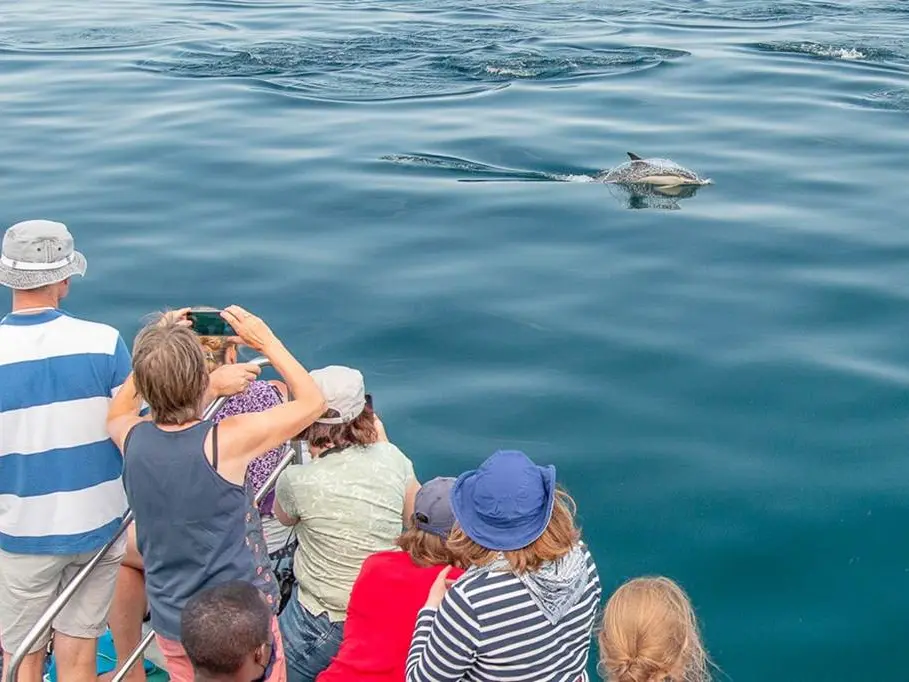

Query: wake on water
[{"left": 380, "top": 153, "right": 575, "bottom": 182}]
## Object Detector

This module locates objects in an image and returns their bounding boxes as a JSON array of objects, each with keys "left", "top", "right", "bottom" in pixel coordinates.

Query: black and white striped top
[{"left": 406, "top": 545, "right": 601, "bottom": 682}]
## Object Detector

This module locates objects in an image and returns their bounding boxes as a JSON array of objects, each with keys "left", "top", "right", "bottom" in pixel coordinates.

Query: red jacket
[{"left": 317, "top": 551, "right": 465, "bottom": 682}]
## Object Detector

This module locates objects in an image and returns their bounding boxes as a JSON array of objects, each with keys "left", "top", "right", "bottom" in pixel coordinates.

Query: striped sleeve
[{"left": 406, "top": 585, "right": 480, "bottom": 682}]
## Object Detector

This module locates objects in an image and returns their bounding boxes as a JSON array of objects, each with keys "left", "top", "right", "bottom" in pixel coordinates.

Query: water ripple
[
  {"left": 0, "top": 20, "right": 234, "bottom": 53},
  {"left": 0, "top": 27, "right": 175, "bottom": 52},
  {"left": 609, "top": 0, "right": 842, "bottom": 28},
  {"left": 749, "top": 40, "right": 909, "bottom": 66},
  {"left": 672, "top": 0, "right": 846, "bottom": 22},
  {"left": 860, "top": 88, "right": 909, "bottom": 112},
  {"left": 441, "top": 46, "right": 688, "bottom": 81},
  {"left": 137, "top": 36, "right": 689, "bottom": 100}
]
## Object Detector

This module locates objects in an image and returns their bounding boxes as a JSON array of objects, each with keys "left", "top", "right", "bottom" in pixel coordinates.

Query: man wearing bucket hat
[
  {"left": 406, "top": 450, "right": 603, "bottom": 682},
  {"left": 0, "top": 220, "right": 131, "bottom": 682},
  {"left": 318, "top": 477, "right": 465, "bottom": 682}
]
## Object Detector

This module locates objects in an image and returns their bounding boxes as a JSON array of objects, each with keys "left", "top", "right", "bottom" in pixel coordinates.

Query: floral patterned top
[{"left": 211, "top": 380, "right": 284, "bottom": 516}]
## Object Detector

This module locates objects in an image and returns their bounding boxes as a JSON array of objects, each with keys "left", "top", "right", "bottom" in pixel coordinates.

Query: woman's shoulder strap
[
  {"left": 211, "top": 421, "right": 220, "bottom": 471},
  {"left": 122, "top": 420, "right": 148, "bottom": 454}
]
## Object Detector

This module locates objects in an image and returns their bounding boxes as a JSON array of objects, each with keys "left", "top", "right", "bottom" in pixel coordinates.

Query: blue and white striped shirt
[
  {"left": 406, "top": 544, "right": 602, "bottom": 682},
  {"left": 0, "top": 308, "right": 131, "bottom": 555}
]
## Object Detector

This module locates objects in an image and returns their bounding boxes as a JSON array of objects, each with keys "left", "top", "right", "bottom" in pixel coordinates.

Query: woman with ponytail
[{"left": 599, "top": 577, "right": 711, "bottom": 682}]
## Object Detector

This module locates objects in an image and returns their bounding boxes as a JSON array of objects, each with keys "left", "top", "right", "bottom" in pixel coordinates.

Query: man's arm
[{"left": 107, "top": 372, "right": 144, "bottom": 451}]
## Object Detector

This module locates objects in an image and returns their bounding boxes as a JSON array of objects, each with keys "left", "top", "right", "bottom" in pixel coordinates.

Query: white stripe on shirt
[
  {"left": 0, "top": 314, "right": 120, "bottom": 364},
  {"left": 0, "top": 396, "right": 112, "bottom": 457},
  {"left": 0, "top": 479, "right": 127, "bottom": 538}
]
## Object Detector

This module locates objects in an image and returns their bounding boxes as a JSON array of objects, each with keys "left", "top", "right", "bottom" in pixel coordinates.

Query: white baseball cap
[{"left": 310, "top": 366, "right": 367, "bottom": 424}]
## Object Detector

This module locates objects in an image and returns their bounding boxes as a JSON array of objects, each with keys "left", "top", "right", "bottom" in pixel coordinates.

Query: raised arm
[
  {"left": 214, "top": 306, "right": 325, "bottom": 476},
  {"left": 106, "top": 309, "right": 260, "bottom": 451}
]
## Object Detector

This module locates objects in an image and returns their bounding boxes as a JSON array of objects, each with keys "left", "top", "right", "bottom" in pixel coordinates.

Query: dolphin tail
[{"left": 627, "top": 152, "right": 643, "bottom": 161}]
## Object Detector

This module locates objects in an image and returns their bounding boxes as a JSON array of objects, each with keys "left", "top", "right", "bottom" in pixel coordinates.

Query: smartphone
[
  {"left": 187, "top": 309, "right": 235, "bottom": 336},
  {"left": 365, "top": 393, "right": 373, "bottom": 410}
]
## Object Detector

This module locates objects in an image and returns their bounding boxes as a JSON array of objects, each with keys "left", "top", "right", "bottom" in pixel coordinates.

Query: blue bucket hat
[{"left": 450, "top": 450, "right": 557, "bottom": 552}]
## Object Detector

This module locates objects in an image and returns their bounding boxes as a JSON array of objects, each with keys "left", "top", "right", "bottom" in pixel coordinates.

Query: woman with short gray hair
[{"left": 107, "top": 305, "right": 325, "bottom": 682}]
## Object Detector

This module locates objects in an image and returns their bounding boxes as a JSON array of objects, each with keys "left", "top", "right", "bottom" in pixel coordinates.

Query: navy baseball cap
[{"left": 413, "top": 477, "right": 457, "bottom": 538}]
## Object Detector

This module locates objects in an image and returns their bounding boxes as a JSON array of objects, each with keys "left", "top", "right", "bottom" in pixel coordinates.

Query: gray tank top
[{"left": 122, "top": 420, "right": 260, "bottom": 640}]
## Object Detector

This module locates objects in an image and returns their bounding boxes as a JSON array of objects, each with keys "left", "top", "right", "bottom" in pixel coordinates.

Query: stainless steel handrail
[
  {"left": 6, "top": 356, "right": 272, "bottom": 682},
  {"left": 111, "top": 442, "right": 298, "bottom": 682}
]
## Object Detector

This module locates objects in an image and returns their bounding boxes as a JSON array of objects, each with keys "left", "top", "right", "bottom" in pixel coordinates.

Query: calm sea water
[{"left": 3, "top": 0, "right": 909, "bottom": 678}]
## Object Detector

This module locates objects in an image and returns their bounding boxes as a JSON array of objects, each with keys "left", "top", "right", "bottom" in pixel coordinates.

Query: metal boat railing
[{"left": 6, "top": 355, "right": 294, "bottom": 682}]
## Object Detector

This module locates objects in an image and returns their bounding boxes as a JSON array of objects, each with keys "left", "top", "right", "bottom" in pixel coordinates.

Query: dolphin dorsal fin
[{"left": 627, "top": 152, "right": 643, "bottom": 161}]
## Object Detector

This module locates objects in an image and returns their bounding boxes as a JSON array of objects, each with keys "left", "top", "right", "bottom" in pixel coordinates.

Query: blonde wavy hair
[
  {"left": 447, "top": 489, "right": 580, "bottom": 574},
  {"left": 198, "top": 335, "right": 236, "bottom": 373},
  {"left": 599, "top": 577, "right": 710, "bottom": 682}
]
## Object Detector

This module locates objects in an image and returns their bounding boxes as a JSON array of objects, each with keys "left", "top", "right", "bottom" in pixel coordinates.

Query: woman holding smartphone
[{"left": 107, "top": 305, "right": 325, "bottom": 682}]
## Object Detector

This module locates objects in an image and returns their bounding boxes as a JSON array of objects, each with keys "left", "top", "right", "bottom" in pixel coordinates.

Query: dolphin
[
  {"left": 596, "top": 152, "right": 712, "bottom": 188},
  {"left": 380, "top": 151, "right": 711, "bottom": 209}
]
